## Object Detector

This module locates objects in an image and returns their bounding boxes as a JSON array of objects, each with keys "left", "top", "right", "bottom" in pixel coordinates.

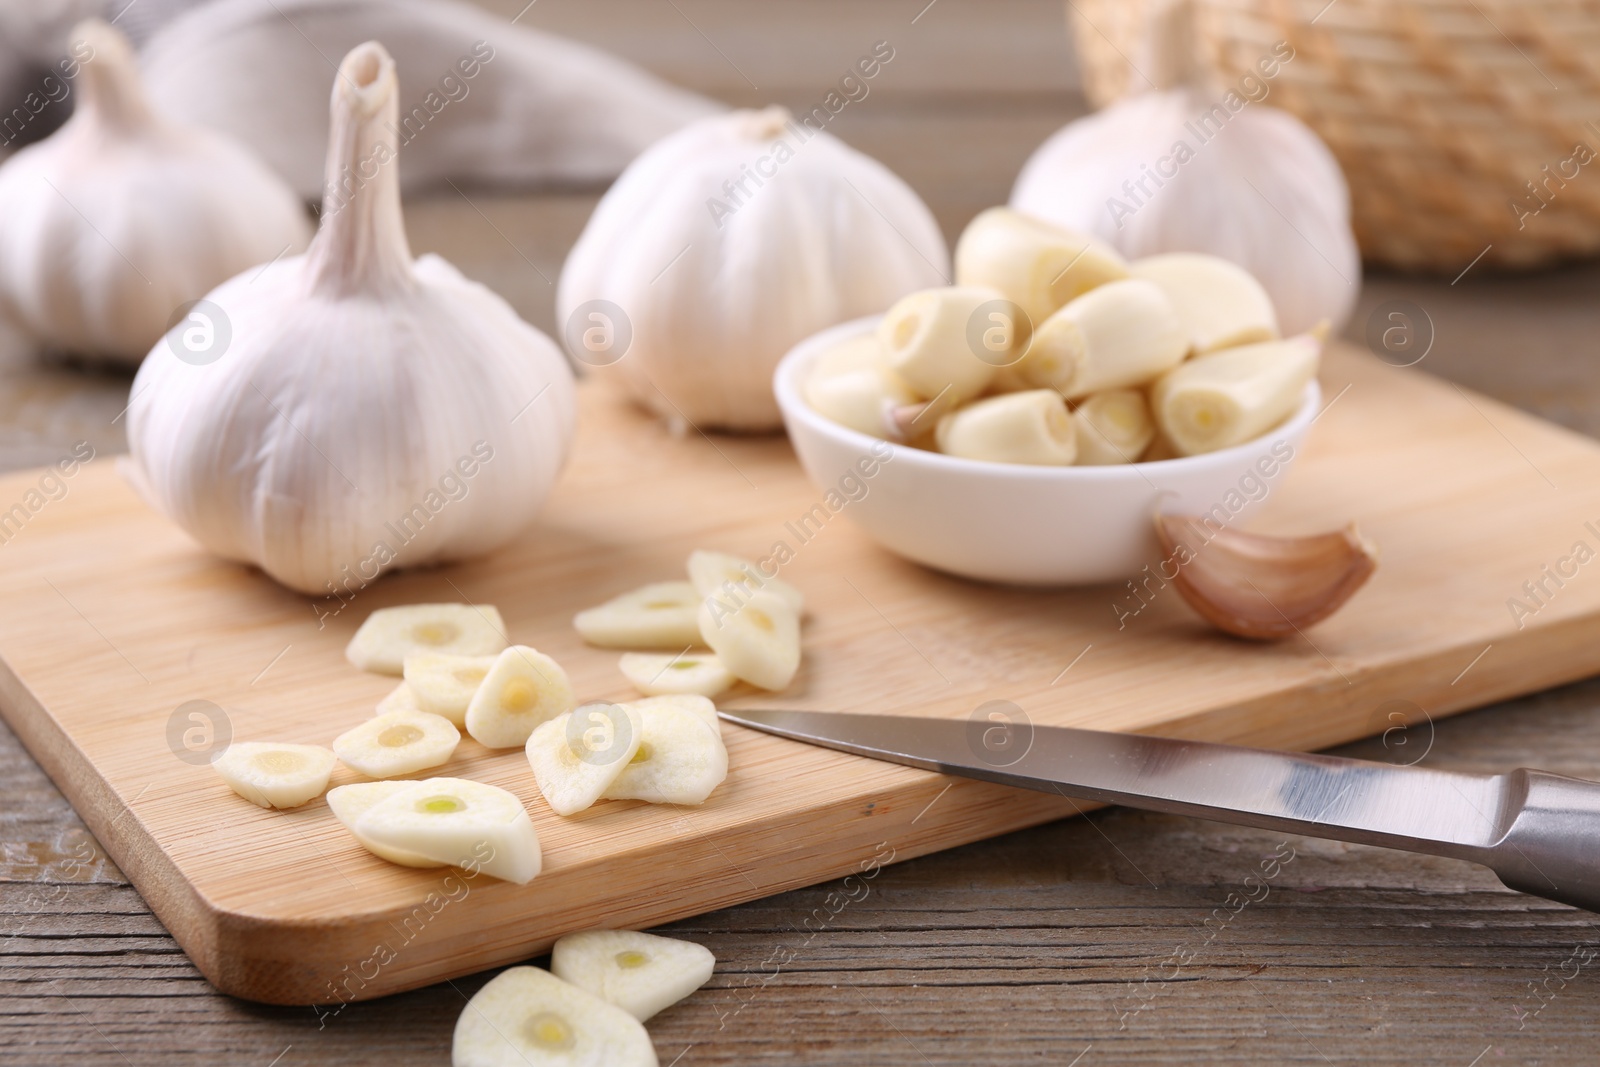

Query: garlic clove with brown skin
[{"left": 1154, "top": 514, "right": 1377, "bottom": 640}]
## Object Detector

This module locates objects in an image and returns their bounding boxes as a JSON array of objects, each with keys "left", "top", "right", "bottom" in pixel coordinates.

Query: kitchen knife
[{"left": 718, "top": 707, "right": 1600, "bottom": 913}]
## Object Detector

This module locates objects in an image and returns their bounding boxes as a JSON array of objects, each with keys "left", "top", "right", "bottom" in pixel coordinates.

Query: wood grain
[{"left": 3, "top": 341, "right": 1600, "bottom": 1006}]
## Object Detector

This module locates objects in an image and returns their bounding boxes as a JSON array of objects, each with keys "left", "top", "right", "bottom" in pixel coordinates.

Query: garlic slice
[
  {"left": 326, "top": 780, "right": 444, "bottom": 867},
  {"left": 602, "top": 700, "right": 728, "bottom": 806},
  {"left": 1020, "top": 278, "right": 1187, "bottom": 399},
  {"left": 687, "top": 549, "right": 803, "bottom": 614},
  {"left": 954, "top": 206, "right": 1129, "bottom": 328},
  {"left": 214, "top": 742, "right": 336, "bottom": 809},
  {"left": 697, "top": 589, "right": 801, "bottom": 692},
  {"left": 935, "top": 390, "right": 1077, "bottom": 466},
  {"left": 377, "top": 681, "right": 424, "bottom": 714},
  {"left": 403, "top": 652, "right": 497, "bottom": 725},
  {"left": 1073, "top": 389, "right": 1156, "bottom": 466},
  {"left": 632, "top": 695, "right": 721, "bottom": 738},
  {"left": 333, "top": 709, "right": 460, "bottom": 778},
  {"left": 526, "top": 704, "right": 645, "bottom": 817},
  {"left": 877, "top": 286, "right": 1003, "bottom": 405},
  {"left": 355, "top": 777, "right": 541, "bottom": 884},
  {"left": 452, "top": 966, "right": 655, "bottom": 1067},
  {"left": 1131, "top": 252, "right": 1279, "bottom": 354},
  {"left": 573, "top": 581, "right": 704, "bottom": 650},
  {"left": 551, "top": 930, "right": 717, "bottom": 1023},
  {"left": 464, "top": 646, "right": 576, "bottom": 749},
  {"left": 1150, "top": 334, "right": 1320, "bottom": 456},
  {"left": 619, "top": 651, "right": 736, "bottom": 699},
  {"left": 1154, "top": 515, "right": 1378, "bottom": 640},
  {"left": 346, "top": 604, "right": 508, "bottom": 676}
]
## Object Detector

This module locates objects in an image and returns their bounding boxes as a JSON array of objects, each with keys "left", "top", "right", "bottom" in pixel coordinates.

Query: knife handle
[{"left": 1485, "top": 769, "right": 1600, "bottom": 912}]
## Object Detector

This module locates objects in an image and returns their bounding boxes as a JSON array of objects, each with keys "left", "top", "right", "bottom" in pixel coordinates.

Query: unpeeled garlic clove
[{"left": 1153, "top": 514, "right": 1377, "bottom": 640}]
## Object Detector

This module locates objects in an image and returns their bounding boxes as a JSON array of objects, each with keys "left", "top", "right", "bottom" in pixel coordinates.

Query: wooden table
[{"left": 7, "top": 2, "right": 1600, "bottom": 1063}]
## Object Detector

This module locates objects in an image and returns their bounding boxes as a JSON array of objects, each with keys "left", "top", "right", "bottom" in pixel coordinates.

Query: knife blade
[{"left": 718, "top": 707, "right": 1600, "bottom": 913}]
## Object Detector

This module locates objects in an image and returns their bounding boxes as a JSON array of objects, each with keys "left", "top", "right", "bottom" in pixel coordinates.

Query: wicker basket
[{"left": 1067, "top": 0, "right": 1600, "bottom": 272}]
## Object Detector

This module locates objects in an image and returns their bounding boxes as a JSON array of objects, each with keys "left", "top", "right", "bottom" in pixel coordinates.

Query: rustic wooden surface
[{"left": 7, "top": 0, "right": 1600, "bottom": 1063}]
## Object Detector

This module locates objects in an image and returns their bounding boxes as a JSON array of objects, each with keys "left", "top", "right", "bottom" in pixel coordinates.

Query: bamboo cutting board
[{"left": 4, "top": 343, "right": 1600, "bottom": 1007}]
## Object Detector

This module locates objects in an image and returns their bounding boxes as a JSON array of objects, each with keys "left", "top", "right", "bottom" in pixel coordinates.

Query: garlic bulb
[
  {"left": 558, "top": 106, "right": 949, "bottom": 431},
  {"left": 125, "top": 41, "right": 575, "bottom": 595},
  {"left": 1009, "top": 1, "right": 1358, "bottom": 336},
  {"left": 0, "top": 19, "right": 310, "bottom": 363},
  {"left": 139, "top": 0, "right": 721, "bottom": 200}
]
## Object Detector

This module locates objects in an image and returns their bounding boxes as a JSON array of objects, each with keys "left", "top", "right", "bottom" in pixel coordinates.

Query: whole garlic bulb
[
  {"left": 0, "top": 19, "right": 311, "bottom": 363},
  {"left": 126, "top": 41, "right": 575, "bottom": 596},
  {"left": 1009, "top": 3, "right": 1359, "bottom": 335},
  {"left": 558, "top": 106, "right": 949, "bottom": 432}
]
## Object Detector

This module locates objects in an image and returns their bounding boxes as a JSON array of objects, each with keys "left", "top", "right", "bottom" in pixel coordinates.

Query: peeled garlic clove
[
  {"left": 877, "top": 286, "right": 1004, "bottom": 405},
  {"left": 377, "top": 681, "right": 424, "bottom": 714},
  {"left": 326, "top": 780, "right": 445, "bottom": 867},
  {"left": 125, "top": 41, "right": 577, "bottom": 596},
  {"left": 1131, "top": 252, "right": 1279, "bottom": 354},
  {"left": 619, "top": 652, "right": 735, "bottom": 699},
  {"left": 573, "top": 581, "right": 704, "bottom": 650},
  {"left": 953, "top": 206, "right": 1129, "bottom": 328},
  {"left": 935, "top": 390, "right": 1077, "bottom": 466},
  {"left": 1021, "top": 278, "right": 1187, "bottom": 398},
  {"left": 452, "top": 966, "right": 655, "bottom": 1067},
  {"left": 551, "top": 930, "right": 717, "bottom": 1023},
  {"left": 1154, "top": 515, "right": 1377, "bottom": 640},
  {"left": 403, "top": 652, "right": 497, "bottom": 724},
  {"left": 526, "top": 704, "right": 644, "bottom": 817},
  {"left": 333, "top": 709, "right": 460, "bottom": 778},
  {"left": 806, "top": 363, "right": 921, "bottom": 439},
  {"left": 346, "top": 604, "right": 509, "bottom": 676},
  {"left": 355, "top": 777, "right": 541, "bottom": 884},
  {"left": 687, "top": 549, "right": 803, "bottom": 615},
  {"left": 1073, "top": 388, "right": 1156, "bottom": 466},
  {"left": 214, "top": 742, "right": 336, "bottom": 809},
  {"left": 602, "top": 701, "right": 728, "bottom": 806},
  {"left": 0, "top": 19, "right": 311, "bottom": 363},
  {"left": 630, "top": 695, "right": 721, "bottom": 738},
  {"left": 465, "top": 646, "right": 576, "bottom": 749},
  {"left": 697, "top": 589, "right": 800, "bottom": 692},
  {"left": 1151, "top": 334, "right": 1320, "bottom": 456}
]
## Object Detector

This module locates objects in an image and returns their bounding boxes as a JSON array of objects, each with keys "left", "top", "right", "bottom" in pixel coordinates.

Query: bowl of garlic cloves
[{"left": 772, "top": 206, "right": 1327, "bottom": 587}]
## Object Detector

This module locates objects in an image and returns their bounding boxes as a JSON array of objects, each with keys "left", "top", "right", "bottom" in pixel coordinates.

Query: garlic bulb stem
[
  {"left": 76, "top": 20, "right": 155, "bottom": 132},
  {"left": 306, "top": 44, "right": 414, "bottom": 300}
]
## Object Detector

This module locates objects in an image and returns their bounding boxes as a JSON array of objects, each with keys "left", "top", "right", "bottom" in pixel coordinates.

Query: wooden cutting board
[{"left": 4, "top": 342, "right": 1600, "bottom": 1007}]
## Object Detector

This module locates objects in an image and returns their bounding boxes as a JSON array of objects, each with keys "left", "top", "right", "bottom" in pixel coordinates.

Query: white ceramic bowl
[{"left": 773, "top": 316, "right": 1321, "bottom": 586}]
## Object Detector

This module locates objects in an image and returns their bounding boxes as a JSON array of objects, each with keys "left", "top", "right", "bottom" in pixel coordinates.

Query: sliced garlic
[
  {"left": 1020, "top": 278, "right": 1187, "bottom": 399},
  {"left": 1151, "top": 334, "right": 1320, "bottom": 456},
  {"left": 326, "top": 781, "right": 444, "bottom": 868},
  {"left": 333, "top": 709, "right": 461, "bottom": 779},
  {"left": 1131, "top": 252, "right": 1279, "bottom": 355},
  {"left": 631, "top": 695, "right": 721, "bottom": 738},
  {"left": 346, "top": 604, "right": 508, "bottom": 676},
  {"left": 687, "top": 549, "right": 803, "bottom": 614},
  {"left": 377, "top": 681, "right": 424, "bottom": 715},
  {"left": 935, "top": 390, "right": 1077, "bottom": 466},
  {"left": 953, "top": 206, "right": 1129, "bottom": 329},
  {"left": 403, "top": 652, "right": 497, "bottom": 725},
  {"left": 452, "top": 966, "right": 655, "bottom": 1067},
  {"left": 465, "top": 646, "right": 577, "bottom": 749},
  {"left": 876, "top": 286, "right": 1003, "bottom": 405},
  {"left": 1073, "top": 389, "right": 1156, "bottom": 466},
  {"left": 355, "top": 777, "right": 541, "bottom": 884},
  {"left": 573, "top": 581, "right": 704, "bottom": 650},
  {"left": 1154, "top": 515, "right": 1377, "bottom": 640},
  {"left": 619, "top": 651, "right": 736, "bottom": 699},
  {"left": 213, "top": 742, "right": 336, "bottom": 809},
  {"left": 697, "top": 589, "right": 801, "bottom": 692},
  {"left": 602, "top": 700, "right": 728, "bottom": 806},
  {"left": 526, "top": 704, "right": 645, "bottom": 817},
  {"left": 551, "top": 930, "right": 717, "bottom": 1023}
]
